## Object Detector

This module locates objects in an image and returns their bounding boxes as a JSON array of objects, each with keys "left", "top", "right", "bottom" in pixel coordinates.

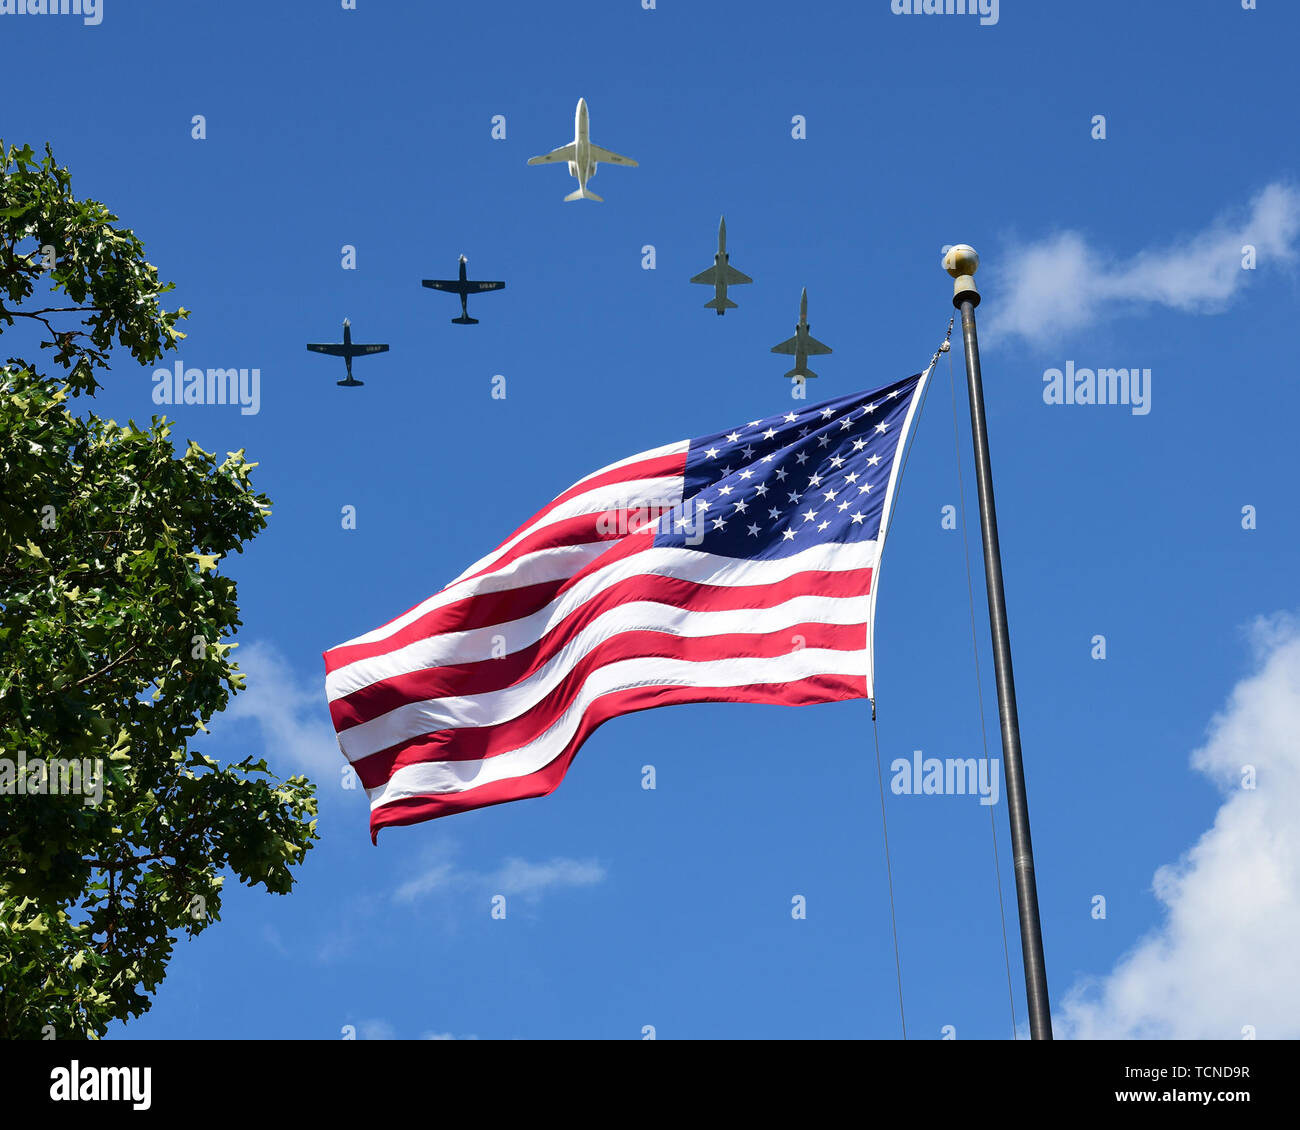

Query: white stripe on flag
[
  {"left": 444, "top": 473, "right": 685, "bottom": 587},
  {"left": 327, "top": 538, "right": 879, "bottom": 700},
  {"left": 331, "top": 543, "right": 611, "bottom": 652},
  {"left": 338, "top": 590, "right": 870, "bottom": 760},
  {"left": 569, "top": 439, "right": 688, "bottom": 488},
  {"left": 365, "top": 645, "right": 870, "bottom": 807}
]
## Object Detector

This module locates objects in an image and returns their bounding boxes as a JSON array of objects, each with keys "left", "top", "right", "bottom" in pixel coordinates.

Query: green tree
[{"left": 0, "top": 141, "right": 318, "bottom": 1039}]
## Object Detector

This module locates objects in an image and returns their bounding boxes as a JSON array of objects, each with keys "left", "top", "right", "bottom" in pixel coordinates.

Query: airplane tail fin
[
  {"left": 564, "top": 187, "right": 603, "bottom": 202},
  {"left": 785, "top": 367, "right": 816, "bottom": 381},
  {"left": 705, "top": 297, "right": 738, "bottom": 314},
  {"left": 451, "top": 316, "right": 479, "bottom": 325}
]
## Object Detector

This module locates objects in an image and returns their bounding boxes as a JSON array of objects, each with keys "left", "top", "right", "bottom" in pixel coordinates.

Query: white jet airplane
[{"left": 527, "top": 98, "right": 637, "bottom": 202}]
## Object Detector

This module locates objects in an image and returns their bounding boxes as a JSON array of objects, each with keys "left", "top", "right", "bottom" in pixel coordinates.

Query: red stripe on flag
[
  {"left": 325, "top": 524, "right": 662, "bottom": 674},
  {"left": 325, "top": 578, "right": 568, "bottom": 672},
  {"left": 490, "top": 450, "right": 686, "bottom": 547},
  {"left": 331, "top": 566, "right": 874, "bottom": 732},
  {"left": 366, "top": 670, "right": 866, "bottom": 841},
  {"left": 349, "top": 617, "right": 866, "bottom": 788},
  {"left": 447, "top": 512, "right": 640, "bottom": 590}
]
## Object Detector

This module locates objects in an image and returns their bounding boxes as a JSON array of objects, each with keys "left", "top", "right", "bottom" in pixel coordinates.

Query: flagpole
[{"left": 943, "top": 245, "right": 1053, "bottom": 1040}]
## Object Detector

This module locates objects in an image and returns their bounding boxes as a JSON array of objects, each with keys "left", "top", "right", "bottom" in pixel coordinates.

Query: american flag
[{"left": 324, "top": 369, "right": 932, "bottom": 840}]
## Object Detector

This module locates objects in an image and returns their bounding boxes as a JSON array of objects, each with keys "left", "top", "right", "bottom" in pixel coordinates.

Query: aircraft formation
[{"left": 306, "top": 97, "right": 832, "bottom": 386}]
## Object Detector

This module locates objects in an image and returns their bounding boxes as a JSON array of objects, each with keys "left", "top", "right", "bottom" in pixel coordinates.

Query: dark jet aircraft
[
  {"left": 306, "top": 319, "right": 389, "bottom": 387},
  {"left": 422, "top": 255, "right": 505, "bottom": 324},
  {"left": 771, "top": 289, "right": 832, "bottom": 380},
  {"left": 690, "top": 216, "right": 752, "bottom": 314}
]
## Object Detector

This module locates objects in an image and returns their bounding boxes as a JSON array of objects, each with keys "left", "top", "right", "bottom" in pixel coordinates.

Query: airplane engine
[{"left": 567, "top": 161, "right": 577, "bottom": 176}]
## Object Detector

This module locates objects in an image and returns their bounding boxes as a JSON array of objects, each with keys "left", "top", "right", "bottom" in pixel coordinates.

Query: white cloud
[
  {"left": 394, "top": 840, "right": 606, "bottom": 905},
  {"left": 1058, "top": 614, "right": 1300, "bottom": 1039},
  {"left": 986, "top": 183, "right": 1300, "bottom": 345},
  {"left": 220, "top": 641, "right": 340, "bottom": 776},
  {"left": 358, "top": 1020, "right": 477, "bottom": 1040},
  {"left": 392, "top": 858, "right": 459, "bottom": 902},
  {"left": 490, "top": 857, "right": 608, "bottom": 897},
  {"left": 359, "top": 1019, "right": 397, "bottom": 1040}
]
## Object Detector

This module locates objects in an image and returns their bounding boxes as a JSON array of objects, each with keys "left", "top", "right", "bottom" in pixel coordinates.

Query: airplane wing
[
  {"left": 770, "top": 336, "right": 798, "bottom": 356},
  {"left": 422, "top": 279, "right": 466, "bottom": 293},
  {"left": 690, "top": 265, "right": 719, "bottom": 285},
  {"left": 307, "top": 344, "right": 346, "bottom": 356},
  {"left": 354, "top": 344, "right": 389, "bottom": 355},
  {"left": 588, "top": 144, "right": 637, "bottom": 167},
  {"left": 804, "top": 336, "right": 832, "bottom": 356},
  {"left": 527, "top": 144, "right": 577, "bottom": 165},
  {"left": 473, "top": 281, "right": 506, "bottom": 292},
  {"left": 723, "top": 265, "right": 753, "bottom": 286}
]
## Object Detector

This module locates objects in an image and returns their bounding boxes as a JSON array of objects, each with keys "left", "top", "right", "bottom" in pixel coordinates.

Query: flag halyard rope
[
  {"left": 868, "top": 318, "right": 953, "bottom": 1040},
  {"left": 947, "top": 341, "right": 1019, "bottom": 1039}
]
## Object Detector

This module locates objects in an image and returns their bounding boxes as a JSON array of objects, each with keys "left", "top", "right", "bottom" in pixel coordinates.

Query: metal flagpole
[{"left": 942, "top": 245, "right": 1053, "bottom": 1040}]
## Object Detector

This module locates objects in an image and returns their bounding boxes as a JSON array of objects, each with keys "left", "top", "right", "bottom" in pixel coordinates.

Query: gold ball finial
[
  {"left": 943, "top": 244, "right": 979, "bottom": 278},
  {"left": 943, "top": 243, "right": 980, "bottom": 308}
]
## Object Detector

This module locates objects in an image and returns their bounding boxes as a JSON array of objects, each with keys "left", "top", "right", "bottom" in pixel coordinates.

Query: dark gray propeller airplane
[
  {"left": 771, "top": 288, "right": 832, "bottom": 380},
  {"left": 422, "top": 255, "right": 505, "bottom": 324},
  {"left": 306, "top": 319, "right": 389, "bottom": 387},
  {"left": 690, "top": 215, "right": 752, "bottom": 314}
]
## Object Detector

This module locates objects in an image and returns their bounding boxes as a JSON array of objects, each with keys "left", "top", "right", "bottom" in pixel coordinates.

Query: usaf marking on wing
[
  {"left": 422, "top": 255, "right": 505, "bottom": 325},
  {"left": 306, "top": 319, "right": 389, "bottom": 387}
]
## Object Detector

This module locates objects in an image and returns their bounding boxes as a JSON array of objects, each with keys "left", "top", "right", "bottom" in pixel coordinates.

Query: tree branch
[
  {"left": 86, "top": 853, "right": 169, "bottom": 870},
  {"left": 74, "top": 643, "right": 140, "bottom": 688}
]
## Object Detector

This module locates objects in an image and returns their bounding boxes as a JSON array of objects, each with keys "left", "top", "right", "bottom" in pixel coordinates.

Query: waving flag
[{"left": 324, "top": 370, "right": 932, "bottom": 839}]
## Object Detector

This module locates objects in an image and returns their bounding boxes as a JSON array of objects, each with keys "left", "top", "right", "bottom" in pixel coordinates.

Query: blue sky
[{"left": 7, "top": 0, "right": 1300, "bottom": 1040}]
